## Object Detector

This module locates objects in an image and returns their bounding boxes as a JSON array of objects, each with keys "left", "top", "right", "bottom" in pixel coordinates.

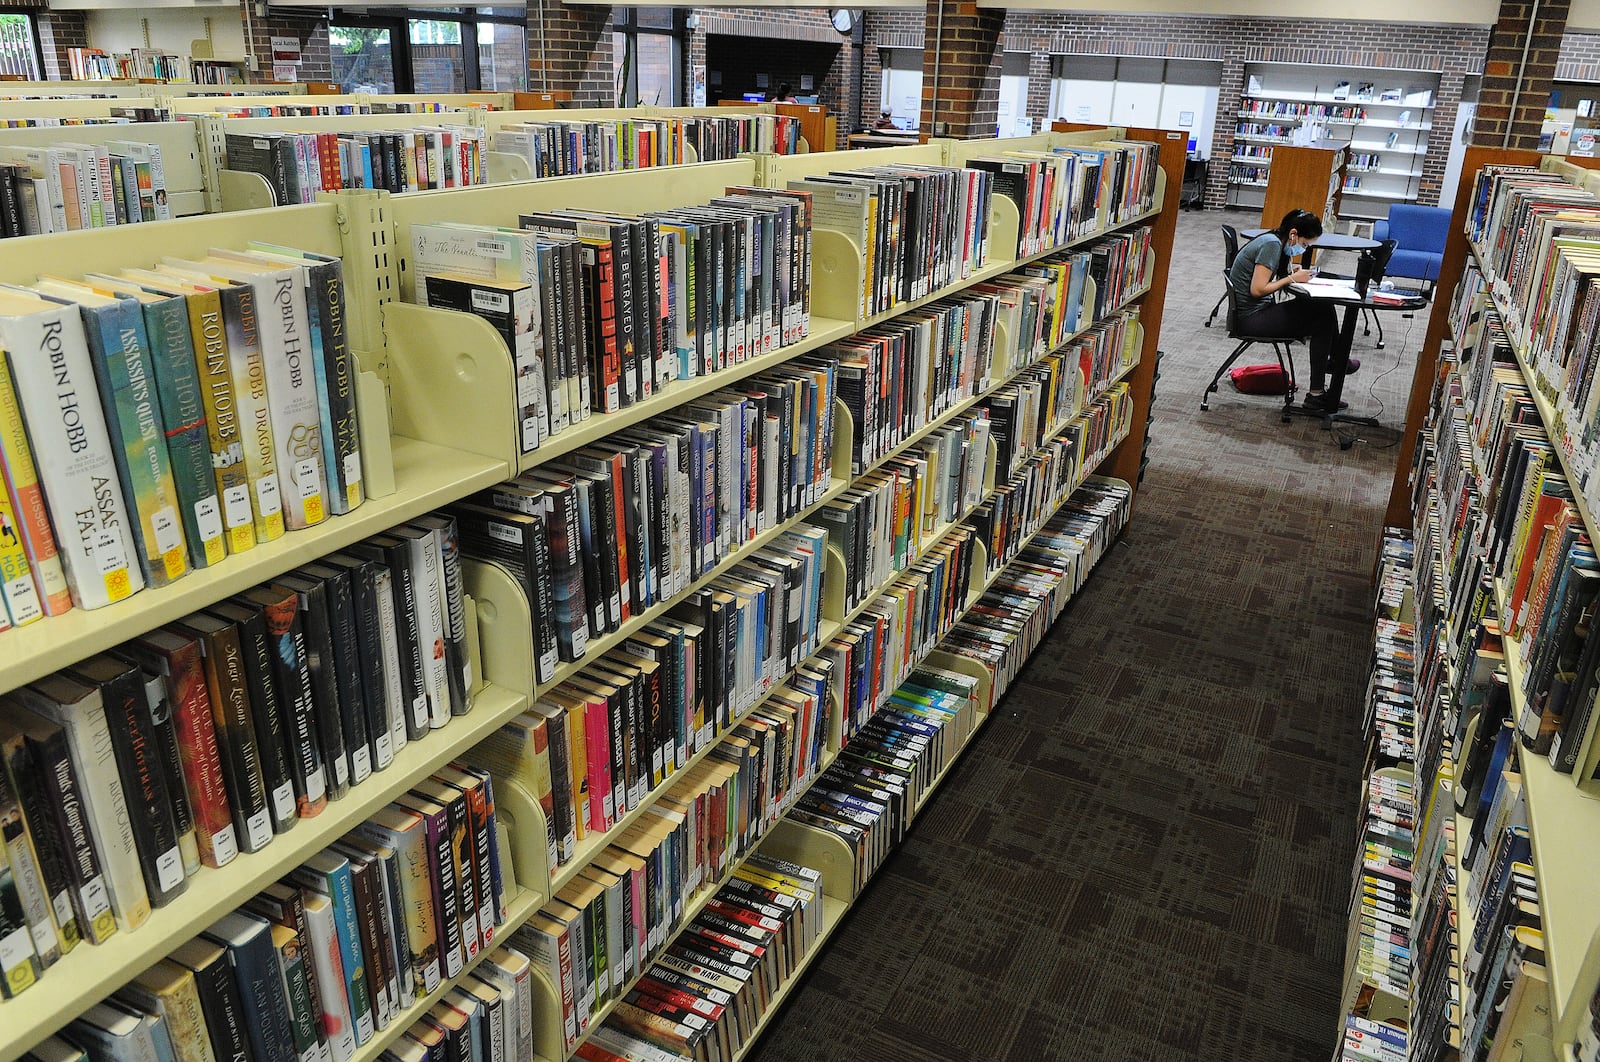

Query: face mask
[{"left": 1285, "top": 241, "right": 1307, "bottom": 258}]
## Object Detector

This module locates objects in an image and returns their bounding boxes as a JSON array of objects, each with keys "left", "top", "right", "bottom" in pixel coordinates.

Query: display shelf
[
  {"left": 0, "top": 680, "right": 536, "bottom": 1061},
  {"left": 0, "top": 438, "right": 509, "bottom": 694},
  {"left": 0, "top": 118, "right": 209, "bottom": 218},
  {"left": 1342, "top": 187, "right": 1420, "bottom": 200},
  {"left": 1243, "top": 90, "right": 1435, "bottom": 109},
  {"left": 348, "top": 886, "right": 544, "bottom": 1062},
  {"left": 1235, "top": 133, "right": 1296, "bottom": 144},
  {"left": 1230, "top": 179, "right": 1272, "bottom": 188}
]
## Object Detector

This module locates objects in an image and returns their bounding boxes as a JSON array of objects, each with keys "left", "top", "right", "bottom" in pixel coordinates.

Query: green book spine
[
  {"left": 73, "top": 296, "right": 189, "bottom": 587},
  {"left": 141, "top": 296, "right": 225, "bottom": 569}
]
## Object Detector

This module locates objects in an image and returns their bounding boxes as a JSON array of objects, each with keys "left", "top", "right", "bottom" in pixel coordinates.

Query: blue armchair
[{"left": 1374, "top": 204, "right": 1450, "bottom": 287}]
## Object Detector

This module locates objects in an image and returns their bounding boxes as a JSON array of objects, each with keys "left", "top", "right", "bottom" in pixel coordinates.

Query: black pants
[{"left": 1236, "top": 299, "right": 1339, "bottom": 391}]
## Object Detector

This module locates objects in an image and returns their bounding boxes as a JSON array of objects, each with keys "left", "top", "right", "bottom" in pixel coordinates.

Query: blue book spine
[{"left": 299, "top": 860, "right": 375, "bottom": 1045}]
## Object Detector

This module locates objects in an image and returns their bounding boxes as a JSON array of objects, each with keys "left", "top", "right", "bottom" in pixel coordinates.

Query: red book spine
[
  {"left": 594, "top": 245, "right": 622, "bottom": 412},
  {"left": 584, "top": 696, "right": 612, "bottom": 832},
  {"left": 162, "top": 638, "right": 237, "bottom": 868}
]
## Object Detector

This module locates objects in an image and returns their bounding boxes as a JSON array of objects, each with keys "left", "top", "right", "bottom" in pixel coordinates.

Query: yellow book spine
[{"left": 184, "top": 287, "right": 257, "bottom": 555}]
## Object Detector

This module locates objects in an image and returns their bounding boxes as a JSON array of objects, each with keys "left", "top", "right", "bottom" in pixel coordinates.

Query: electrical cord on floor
[{"left": 1331, "top": 309, "right": 1419, "bottom": 451}]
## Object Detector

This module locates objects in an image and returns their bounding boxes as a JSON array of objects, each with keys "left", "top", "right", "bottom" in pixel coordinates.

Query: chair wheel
[
  {"left": 1201, "top": 400, "right": 1210, "bottom": 411},
  {"left": 1203, "top": 321, "right": 1211, "bottom": 328},
  {"left": 1377, "top": 341, "right": 1385, "bottom": 349}
]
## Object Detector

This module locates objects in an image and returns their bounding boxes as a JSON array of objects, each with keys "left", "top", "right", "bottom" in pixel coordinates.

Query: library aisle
[{"left": 748, "top": 210, "right": 1415, "bottom": 1062}]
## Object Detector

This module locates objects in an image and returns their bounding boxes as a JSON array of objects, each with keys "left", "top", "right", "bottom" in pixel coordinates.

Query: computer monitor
[{"left": 742, "top": 92, "right": 766, "bottom": 103}]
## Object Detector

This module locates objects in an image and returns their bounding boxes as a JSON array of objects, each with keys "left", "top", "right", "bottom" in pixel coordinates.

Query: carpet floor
[{"left": 743, "top": 207, "right": 1422, "bottom": 1062}]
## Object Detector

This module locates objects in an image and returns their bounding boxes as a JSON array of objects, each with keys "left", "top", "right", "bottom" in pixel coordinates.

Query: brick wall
[
  {"left": 34, "top": 10, "right": 86, "bottom": 81},
  {"left": 239, "top": 2, "right": 332, "bottom": 85},
  {"left": 862, "top": 9, "right": 923, "bottom": 122},
  {"left": 921, "top": 0, "right": 1005, "bottom": 139},
  {"left": 1559, "top": 28, "right": 1600, "bottom": 78},
  {"left": 529, "top": 3, "right": 614, "bottom": 106},
  {"left": 1477, "top": 0, "right": 1570, "bottom": 147}
]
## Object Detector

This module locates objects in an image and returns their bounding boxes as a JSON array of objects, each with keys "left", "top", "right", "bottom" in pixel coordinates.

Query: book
[
  {"left": 0, "top": 352, "right": 70, "bottom": 616},
  {"left": 204, "top": 912, "right": 300, "bottom": 1062},
  {"left": 0, "top": 288, "right": 143, "bottom": 609}
]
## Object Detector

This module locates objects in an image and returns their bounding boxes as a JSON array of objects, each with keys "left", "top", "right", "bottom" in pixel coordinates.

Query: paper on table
[{"left": 1292, "top": 279, "right": 1362, "bottom": 299}]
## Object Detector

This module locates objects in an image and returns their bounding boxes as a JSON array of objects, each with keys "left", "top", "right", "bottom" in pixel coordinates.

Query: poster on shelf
[{"left": 692, "top": 64, "right": 706, "bottom": 105}]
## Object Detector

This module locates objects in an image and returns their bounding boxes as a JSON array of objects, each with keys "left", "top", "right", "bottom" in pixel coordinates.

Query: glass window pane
[
  {"left": 614, "top": 31, "right": 632, "bottom": 106},
  {"left": 410, "top": 18, "right": 465, "bottom": 93},
  {"left": 0, "top": 15, "right": 38, "bottom": 80},
  {"left": 636, "top": 34, "right": 677, "bottom": 107},
  {"left": 635, "top": 7, "right": 676, "bottom": 30},
  {"left": 478, "top": 22, "right": 526, "bottom": 91},
  {"left": 330, "top": 25, "right": 396, "bottom": 94}
]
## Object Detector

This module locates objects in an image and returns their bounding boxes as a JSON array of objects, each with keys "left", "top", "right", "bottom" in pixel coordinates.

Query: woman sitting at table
[{"left": 1228, "top": 207, "right": 1357, "bottom": 413}]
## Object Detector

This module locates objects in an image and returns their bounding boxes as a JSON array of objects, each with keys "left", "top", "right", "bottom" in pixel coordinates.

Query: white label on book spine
[
  {"left": 343, "top": 451, "right": 362, "bottom": 490},
  {"left": 155, "top": 846, "right": 183, "bottom": 891},
  {"left": 411, "top": 695, "right": 428, "bottom": 733},
  {"left": 210, "top": 825, "right": 239, "bottom": 866},
  {"left": 151, "top": 506, "right": 181, "bottom": 557},
  {"left": 255, "top": 474, "right": 282, "bottom": 519},
  {"left": 373, "top": 733, "right": 393, "bottom": 770},
  {"left": 76, "top": 879, "right": 110, "bottom": 925},
  {"left": 48, "top": 891, "right": 72, "bottom": 931},
  {"left": 331, "top": 752, "right": 349, "bottom": 787},
  {"left": 295, "top": 459, "right": 324, "bottom": 521},
  {"left": 355, "top": 1011, "right": 374, "bottom": 1042},
  {"left": 305, "top": 765, "right": 325, "bottom": 806},
  {"left": 0, "top": 925, "right": 32, "bottom": 976},
  {"left": 350, "top": 746, "right": 371, "bottom": 784},
  {"left": 2, "top": 577, "right": 40, "bottom": 625},
  {"left": 271, "top": 782, "right": 295, "bottom": 823},
  {"left": 245, "top": 808, "right": 272, "bottom": 850},
  {"left": 222, "top": 485, "right": 252, "bottom": 531},
  {"left": 194, "top": 496, "right": 224, "bottom": 548}
]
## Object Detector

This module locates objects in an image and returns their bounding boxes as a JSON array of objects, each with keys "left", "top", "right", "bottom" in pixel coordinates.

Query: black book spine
[
  {"left": 140, "top": 672, "right": 199, "bottom": 872},
  {"left": 612, "top": 222, "right": 639, "bottom": 404},
  {"left": 93, "top": 665, "right": 186, "bottom": 906},
  {"left": 577, "top": 469, "right": 623, "bottom": 632},
  {"left": 1, "top": 738, "right": 79, "bottom": 947},
  {"left": 441, "top": 791, "right": 479, "bottom": 959},
  {"left": 464, "top": 779, "right": 496, "bottom": 942},
  {"left": 346, "top": 559, "right": 394, "bottom": 764},
  {"left": 228, "top": 607, "right": 298, "bottom": 832},
  {"left": 0, "top": 165, "right": 19, "bottom": 239},
  {"left": 345, "top": 858, "right": 391, "bottom": 1025},
  {"left": 620, "top": 448, "right": 650, "bottom": 610},
  {"left": 248, "top": 589, "right": 327, "bottom": 818},
  {"left": 356, "top": 539, "right": 429, "bottom": 743},
  {"left": 543, "top": 707, "right": 576, "bottom": 865},
  {"left": 221, "top": 926, "right": 299, "bottom": 1061},
  {"left": 284, "top": 577, "right": 352, "bottom": 798},
  {"left": 313, "top": 565, "right": 374, "bottom": 783},
  {"left": 529, "top": 513, "right": 560, "bottom": 686},
  {"left": 194, "top": 951, "right": 252, "bottom": 1062}
]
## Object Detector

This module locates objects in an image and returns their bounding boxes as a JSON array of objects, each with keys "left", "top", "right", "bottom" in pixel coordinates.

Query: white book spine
[
  {"left": 254, "top": 270, "right": 328, "bottom": 530},
  {"left": 405, "top": 527, "right": 450, "bottom": 728},
  {"left": 372, "top": 567, "right": 408, "bottom": 755},
  {"left": 10, "top": 686, "right": 150, "bottom": 933},
  {"left": 301, "top": 897, "right": 356, "bottom": 1062},
  {"left": 0, "top": 307, "right": 143, "bottom": 609},
  {"left": 94, "top": 147, "right": 116, "bottom": 228}
]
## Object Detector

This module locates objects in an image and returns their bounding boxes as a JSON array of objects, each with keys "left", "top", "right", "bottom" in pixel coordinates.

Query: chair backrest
[
  {"left": 1385, "top": 205, "right": 1450, "bottom": 255},
  {"left": 1221, "top": 224, "right": 1240, "bottom": 270}
]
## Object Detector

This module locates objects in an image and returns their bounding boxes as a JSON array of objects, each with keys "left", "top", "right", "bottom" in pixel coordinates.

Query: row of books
[
  {"left": 15, "top": 764, "right": 516, "bottom": 1062},
  {"left": 1239, "top": 100, "right": 1368, "bottom": 120},
  {"left": 0, "top": 509, "right": 472, "bottom": 991},
  {"left": 1438, "top": 274, "right": 1600, "bottom": 781},
  {"left": 411, "top": 186, "right": 819, "bottom": 454},
  {"left": 793, "top": 164, "right": 992, "bottom": 319},
  {"left": 0, "top": 109, "right": 173, "bottom": 128},
  {"left": 0, "top": 243, "right": 364, "bottom": 629},
  {"left": 64, "top": 49, "right": 182, "bottom": 83},
  {"left": 968, "top": 139, "right": 1160, "bottom": 259},
  {"left": 0, "top": 139, "right": 172, "bottom": 237},
  {"left": 227, "top": 127, "right": 490, "bottom": 203},
  {"left": 936, "top": 476, "right": 1132, "bottom": 709},
  {"left": 491, "top": 113, "right": 805, "bottom": 179},
  {"left": 1466, "top": 166, "right": 1600, "bottom": 509},
  {"left": 558, "top": 853, "right": 829, "bottom": 1062},
  {"left": 1234, "top": 122, "right": 1296, "bottom": 142}
]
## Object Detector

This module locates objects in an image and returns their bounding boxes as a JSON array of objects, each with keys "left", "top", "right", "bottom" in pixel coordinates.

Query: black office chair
[
  {"left": 1204, "top": 224, "right": 1240, "bottom": 328},
  {"left": 1200, "top": 284, "right": 1301, "bottom": 422}
]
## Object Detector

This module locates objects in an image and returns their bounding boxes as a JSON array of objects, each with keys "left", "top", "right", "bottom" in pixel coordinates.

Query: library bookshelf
[
  {"left": 1385, "top": 146, "right": 1600, "bottom": 1061},
  {"left": 0, "top": 124, "right": 1181, "bottom": 1062}
]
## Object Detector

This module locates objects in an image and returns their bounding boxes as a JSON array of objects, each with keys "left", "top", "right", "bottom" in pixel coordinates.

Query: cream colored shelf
[
  {"left": 0, "top": 438, "right": 509, "bottom": 694},
  {"left": 0, "top": 681, "right": 535, "bottom": 1061}
]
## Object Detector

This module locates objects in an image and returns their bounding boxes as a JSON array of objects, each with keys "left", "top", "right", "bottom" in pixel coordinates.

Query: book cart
[
  {"left": 1375, "top": 147, "right": 1600, "bottom": 1062},
  {"left": 0, "top": 123, "right": 1181, "bottom": 1062}
]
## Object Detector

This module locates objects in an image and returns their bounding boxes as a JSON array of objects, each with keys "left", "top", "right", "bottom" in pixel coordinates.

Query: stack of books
[
  {"left": 0, "top": 140, "right": 173, "bottom": 236},
  {"left": 226, "top": 127, "right": 490, "bottom": 201}
]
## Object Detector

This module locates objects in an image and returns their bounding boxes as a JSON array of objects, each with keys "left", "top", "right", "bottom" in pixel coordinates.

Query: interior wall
[{"left": 85, "top": 6, "right": 247, "bottom": 65}]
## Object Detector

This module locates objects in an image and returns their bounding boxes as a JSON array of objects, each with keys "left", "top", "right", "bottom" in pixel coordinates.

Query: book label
[
  {"left": 0, "top": 925, "right": 36, "bottom": 995},
  {"left": 151, "top": 506, "right": 183, "bottom": 578},
  {"left": 223, "top": 484, "right": 253, "bottom": 550},
  {"left": 194, "top": 496, "right": 224, "bottom": 563},
  {"left": 270, "top": 782, "right": 295, "bottom": 824},
  {"left": 210, "top": 825, "right": 239, "bottom": 867},
  {"left": 155, "top": 847, "right": 183, "bottom": 892},
  {"left": 350, "top": 746, "right": 371, "bottom": 784},
  {"left": 295, "top": 459, "right": 324, "bottom": 524},
  {"left": 255, "top": 475, "right": 283, "bottom": 528},
  {"left": 92, "top": 529, "right": 134, "bottom": 602},
  {"left": 244, "top": 808, "right": 272, "bottom": 850}
]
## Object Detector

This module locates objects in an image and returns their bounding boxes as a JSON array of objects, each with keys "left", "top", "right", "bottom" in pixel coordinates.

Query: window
[
  {"left": 0, "top": 14, "right": 40, "bottom": 81},
  {"left": 879, "top": 48, "right": 922, "bottom": 131},
  {"left": 331, "top": 7, "right": 525, "bottom": 94},
  {"left": 614, "top": 8, "right": 682, "bottom": 107}
]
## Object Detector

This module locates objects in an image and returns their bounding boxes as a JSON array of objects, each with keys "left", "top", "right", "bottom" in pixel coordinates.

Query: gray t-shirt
[{"left": 1228, "top": 232, "right": 1285, "bottom": 318}]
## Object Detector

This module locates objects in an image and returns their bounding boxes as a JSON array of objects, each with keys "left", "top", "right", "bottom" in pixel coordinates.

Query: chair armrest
[{"left": 1373, "top": 220, "right": 1390, "bottom": 242}]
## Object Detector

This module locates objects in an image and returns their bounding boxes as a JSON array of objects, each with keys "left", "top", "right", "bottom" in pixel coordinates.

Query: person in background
[
  {"left": 1227, "top": 207, "right": 1358, "bottom": 413},
  {"left": 775, "top": 82, "right": 798, "bottom": 103},
  {"left": 874, "top": 110, "right": 899, "bottom": 130}
]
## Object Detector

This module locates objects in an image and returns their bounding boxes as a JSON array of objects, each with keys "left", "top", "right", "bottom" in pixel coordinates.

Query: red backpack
[{"left": 1229, "top": 364, "right": 1292, "bottom": 395}]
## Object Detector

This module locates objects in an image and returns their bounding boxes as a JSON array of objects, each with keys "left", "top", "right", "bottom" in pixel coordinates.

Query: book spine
[
  {"left": 305, "top": 260, "right": 361, "bottom": 515},
  {"left": 358, "top": 824, "right": 439, "bottom": 996},
  {"left": 301, "top": 896, "right": 357, "bottom": 1062},
  {"left": 258, "top": 271, "right": 327, "bottom": 530},
  {"left": 345, "top": 563, "right": 392, "bottom": 771},
  {"left": 95, "top": 666, "right": 185, "bottom": 906},
  {"left": 419, "top": 804, "right": 464, "bottom": 979},
  {"left": 195, "top": 623, "right": 274, "bottom": 854},
  {"left": 224, "top": 924, "right": 300, "bottom": 1062},
  {"left": 0, "top": 355, "right": 69, "bottom": 615},
  {"left": 320, "top": 866, "right": 375, "bottom": 1045},
  {"left": 404, "top": 527, "right": 451, "bottom": 729},
  {"left": 184, "top": 287, "right": 257, "bottom": 555},
  {"left": 22, "top": 724, "right": 117, "bottom": 945},
  {"left": 0, "top": 739, "right": 78, "bottom": 954},
  {"left": 256, "top": 592, "right": 328, "bottom": 818},
  {"left": 320, "top": 571, "right": 372, "bottom": 786},
  {"left": 370, "top": 567, "right": 408, "bottom": 757},
  {"left": 231, "top": 611, "right": 298, "bottom": 832},
  {"left": 0, "top": 308, "right": 142, "bottom": 609},
  {"left": 143, "top": 298, "right": 225, "bottom": 569},
  {"left": 274, "top": 928, "right": 323, "bottom": 1062},
  {"left": 345, "top": 860, "right": 392, "bottom": 1029},
  {"left": 158, "top": 640, "right": 236, "bottom": 867},
  {"left": 426, "top": 515, "right": 472, "bottom": 715},
  {"left": 216, "top": 284, "right": 284, "bottom": 543},
  {"left": 141, "top": 671, "right": 201, "bottom": 877}
]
